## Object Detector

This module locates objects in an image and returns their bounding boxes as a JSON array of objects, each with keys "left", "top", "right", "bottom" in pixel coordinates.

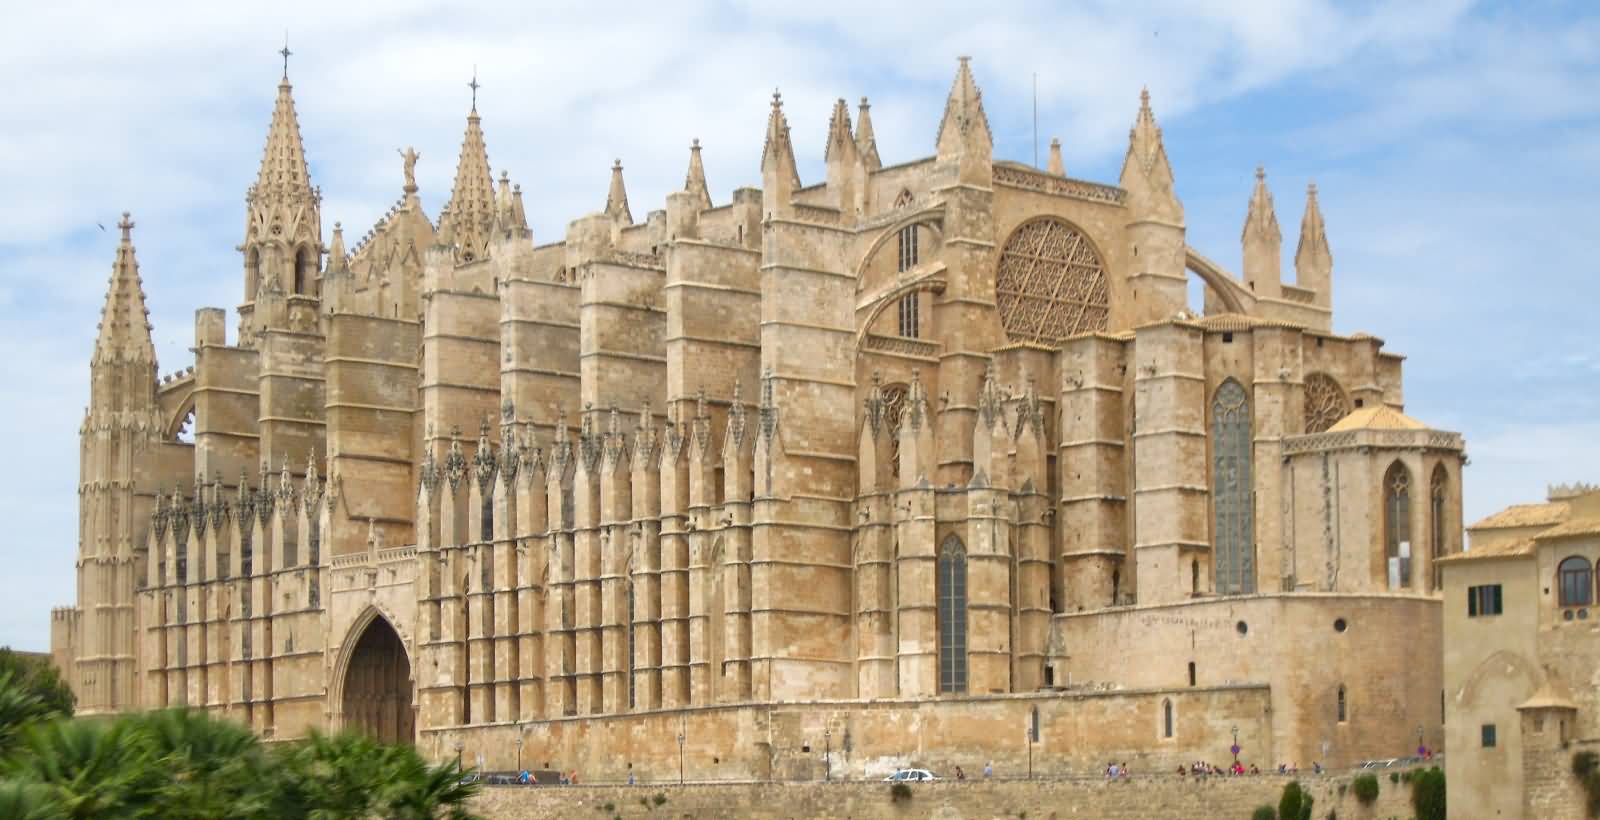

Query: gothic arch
[
  {"left": 1457, "top": 649, "right": 1541, "bottom": 709},
  {"left": 330, "top": 606, "right": 416, "bottom": 745},
  {"left": 1383, "top": 461, "right": 1413, "bottom": 589},
  {"left": 854, "top": 205, "right": 947, "bottom": 288},
  {"left": 1211, "top": 379, "right": 1254, "bottom": 594},
  {"left": 937, "top": 534, "right": 969, "bottom": 694}
]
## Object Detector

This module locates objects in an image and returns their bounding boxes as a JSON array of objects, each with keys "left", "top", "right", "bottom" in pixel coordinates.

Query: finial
[
  {"left": 333, "top": 220, "right": 342, "bottom": 231},
  {"left": 958, "top": 55, "right": 971, "bottom": 64},
  {"left": 1307, "top": 181, "right": 1318, "bottom": 197},
  {"left": 771, "top": 88, "right": 782, "bottom": 108},
  {"left": 468, "top": 67, "right": 481, "bottom": 112},
  {"left": 613, "top": 158, "right": 622, "bottom": 170},
  {"left": 117, "top": 211, "right": 134, "bottom": 242},
  {"left": 691, "top": 138, "right": 700, "bottom": 149},
  {"left": 279, "top": 32, "right": 292, "bottom": 79},
  {"left": 1255, "top": 165, "right": 1266, "bottom": 182},
  {"left": 860, "top": 96, "right": 869, "bottom": 108},
  {"left": 1140, "top": 86, "right": 1150, "bottom": 106}
]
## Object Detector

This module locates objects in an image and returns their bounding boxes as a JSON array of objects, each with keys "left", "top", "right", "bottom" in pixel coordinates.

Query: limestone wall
[{"left": 472, "top": 772, "right": 1418, "bottom": 820}]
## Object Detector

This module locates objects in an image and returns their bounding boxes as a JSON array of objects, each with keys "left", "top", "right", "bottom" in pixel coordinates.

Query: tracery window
[
  {"left": 1558, "top": 557, "right": 1593, "bottom": 608},
  {"left": 897, "top": 293, "right": 919, "bottom": 338},
  {"left": 994, "top": 218, "right": 1109, "bottom": 344},
  {"left": 894, "top": 189, "right": 914, "bottom": 209},
  {"left": 897, "top": 225, "right": 919, "bottom": 272},
  {"left": 937, "top": 535, "right": 968, "bottom": 694},
  {"left": 1384, "top": 462, "right": 1413, "bottom": 589},
  {"left": 1430, "top": 465, "right": 1448, "bottom": 591},
  {"left": 881, "top": 383, "right": 908, "bottom": 478},
  {"left": 1303, "top": 372, "right": 1350, "bottom": 434},
  {"left": 1211, "top": 379, "right": 1254, "bottom": 594}
]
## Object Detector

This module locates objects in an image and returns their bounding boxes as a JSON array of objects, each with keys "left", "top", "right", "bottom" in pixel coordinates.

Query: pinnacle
[
  {"left": 93, "top": 212, "right": 157, "bottom": 369},
  {"left": 761, "top": 88, "right": 801, "bottom": 188},
  {"left": 1296, "top": 180, "right": 1331, "bottom": 271},
  {"left": 606, "top": 159, "right": 633, "bottom": 225},
  {"left": 936, "top": 56, "right": 993, "bottom": 156},
  {"left": 856, "top": 96, "right": 881, "bottom": 171},
  {"left": 825, "top": 98, "right": 855, "bottom": 162},
  {"left": 254, "top": 75, "right": 313, "bottom": 198},
  {"left": 1047, "top": 138, "right": 1064, "bottom": 176},
  {"left": 1243, "top": 165, "right": 1280, "bottom": 243},
  {"left": 684, "top": 139, "right": 711, "bottom": 210},
  {"left": 442, "top": 104, "right": 495, "bottom": 259}
]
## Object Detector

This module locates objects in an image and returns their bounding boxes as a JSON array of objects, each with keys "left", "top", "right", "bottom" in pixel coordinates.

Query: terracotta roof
[
  {"left": 1468, "top": 502, "right": 1570, "bottom": 531},
  {"left": 1517, "top": 677, "right": 1579, "bottom": 712},
  {"left": 1189, "top": 313, "right": 1306, "bottom": 332},
  {"left": 1533, "top": 516, "right": 1600, "bottom": 540},
  {"left": 1326, "top": 405, "right": 1426, "bottom": 432},
  {"left": 1435, "top": 539, "right": 1536, "bottom": 563}
]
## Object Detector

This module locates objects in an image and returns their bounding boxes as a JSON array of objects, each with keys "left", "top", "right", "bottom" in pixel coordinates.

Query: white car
[{"left": 883, "top": 768, "right": 939, "bottom": 782}]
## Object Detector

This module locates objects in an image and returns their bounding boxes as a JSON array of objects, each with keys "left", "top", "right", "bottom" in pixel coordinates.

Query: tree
[
  {"left": 0, "top": 651, "right": 74, "bottom": 719},
  {"left": 1278, "top": 781, "right": 1304, "bottom": 820},
  {"left": 1409, "top": 766, "right": 1446, "bottom": 820}
]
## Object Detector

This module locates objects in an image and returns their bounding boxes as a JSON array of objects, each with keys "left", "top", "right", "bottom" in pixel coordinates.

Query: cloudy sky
[{"left": 2, "top": 0, "right": 1596, "bottom": 650}]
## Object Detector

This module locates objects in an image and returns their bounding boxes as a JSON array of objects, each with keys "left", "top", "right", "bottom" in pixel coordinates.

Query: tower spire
[
  {"left": 439, "top": 74, "right": 495, "bottom": 261},
  {"left": 935, "top": 56, "right": 993, "bottom": 159},
  {"left": 605, "top": 159, "right": 633, "bottom": 225},
  {"left": 240, "top": 56, "right": 322, "bottom": 324},
  {"left": 93, "top": 212, "right": 157, "bottom": 372},
  {"left": 1242, "top": 165, "right": 1282, "bottom": 296},
  {"left": 1118, "top": 87, "right": 1183, "bottom": 225},
  {"left": 761, "top": 90, "right": 801, "bottom": 189},
  {"left": 684, "top": 139, "right": 712, "bottom": 211},
  {"left": 855, "top": 97, "right": 881, "bottom": 172}
]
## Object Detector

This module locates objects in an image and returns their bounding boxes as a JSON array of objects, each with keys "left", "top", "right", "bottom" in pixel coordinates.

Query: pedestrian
[
  {"left": 984, "top": 761, "right": 993, "bottom": 780},
  {"left": 955, "top": 765, "right": 965, "bottom": 781}
]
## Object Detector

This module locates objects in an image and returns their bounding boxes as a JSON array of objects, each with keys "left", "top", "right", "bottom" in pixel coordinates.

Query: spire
[
  {"left": 684, "top": 139, "right": 712, "bottom": 211},
  {"left": 254, "top": 67, "right": 312, "bottom": 197},
  {"left": 1295, "top": 182, "right": 1333, "bottom": 306},
  {"left": 1118, "top": 87, "right": 1183, "bottom": 224},
  {"left": 605, "top": 159, "right": 633, "bottom": 225},
  {"left": 1242, "top": 166, "right": 1282, "bottom": 295},
  {"left": 325, "top": 221, "right": 348, "bottom": 274},
  {"left": 935, "top": 56, "right": 993, "bottom": 159},
  {"left": 761, "top": 89, "right": 801, "bottom": 190},
  {"left": 1047, "top": 137, "right": 1065, "bottom": 175},
  {"left": 855, "top": 97, "right": 881, "bottom": 172},
  {"left": 440, "top": 80, "right": 495, "bottom": 262},
  {"left": 92, "top": 212, "right": 158, "bottom": 370},
  {"left": 824, "top": 98, "right": 856, "bottom": 163}
]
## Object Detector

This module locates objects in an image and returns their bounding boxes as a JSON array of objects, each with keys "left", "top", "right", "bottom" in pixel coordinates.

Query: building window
[
  {"left": 897, "top": 225, "right": 919, "bottom": 272},
  {"left": 294, "top": 247, "right": 313, "bottom": 295},
  {"left": 627, "top": 582, "right": 636, "bottom": 709},
  {"left": 1430, "top": 466, "right": 1449, "bottom": 590},
  {"left": 1187, "top": 662, "right": 1196, "bottom": 687},
  {"left": 1211, "top": 379, "right": 1254, "bottom": 594},
  {"left": 246, "top": 248, "right": 261, "bottom": 297},
  {"left": 1163, "top": 699, "right": 1174, "bottom": 738},
  {"left": 1467, "top": 584, "right": 1503, "bottom": 617},
  {"left": 1558, "top": 557, "right": 1594, "bottom": 607},
  {"left": 481, "top": 496, "right": 494, "bottom": 543},
  {"left": 1481, "top": 724, "right": 1497, "bottom": 748},
  {"left": 937, "top": 535, "right": 968, "bottom": 694},
  {"left": 897, "top": 293, "right": 919, "bottom": 338},
  {"left": 1337, "top": 685, "right": 1347, "bottom": 722},
  {"left": 1384, "top": 462, "right": 1412, "bottom": 588}
]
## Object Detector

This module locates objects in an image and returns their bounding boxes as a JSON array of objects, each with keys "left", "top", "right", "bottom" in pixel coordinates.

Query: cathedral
[{"left": 52, "top": 55, "right": 1466, "bottom": 780}]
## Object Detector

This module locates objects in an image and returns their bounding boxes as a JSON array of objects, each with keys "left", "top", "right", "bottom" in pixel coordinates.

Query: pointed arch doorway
[{"left": 339, "top": 613, "right": 415, "bottom": 745}]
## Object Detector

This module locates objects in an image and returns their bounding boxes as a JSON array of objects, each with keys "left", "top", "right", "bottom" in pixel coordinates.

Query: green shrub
[
  {"left": 652, "top": 792, "right": 668, "bottom": 807},
  {"left": 1388, "top": 771, "right": 1400, "bottom": 784},
  {"left": 1352, "top": 773, "right": 1380, "bottom": 805},
  {"left": 1299, "top": 792, "right": 1314, "bottom": 820},
  {"left": 1278, "top": 781, "right": 1304, "bottom": 820},
  {"left": 889, "top": 782, "right": 912, "bottom": 802},
  {"left": 1410, "top": 766, "right": 1446, "bottom": 820},
  {"left": 1251, "top": 806, "right": 1276, "bottom": 820},
  {"left": 1577, "top": 751, "right": 1600, "bottom": 819}
]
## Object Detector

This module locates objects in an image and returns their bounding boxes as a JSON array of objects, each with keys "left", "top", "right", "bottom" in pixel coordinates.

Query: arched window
[
  {"left": 897, "top": 225, "right": 919, "bottom": 272},
  {"left": 937, "top": 535, "right": 968, "bottom": 694},
  {"left": 1187, "top": 661, "right": 1196, "bottom": 687},
  {"left": 894, "top": 189, "right": 914, "bottom": 209},
  {"left": 294, "top": 247, "right": 312, "bottom": 295},
  {"left": 246, "top": 248, "right": 261, "bottom": 297},
  {"left": 1191, "top": 559, "right": 1200, "bottom": 596},
  {"left": 627, "top": 581, "right": 637, "bottom": 709},
  {"left": 1162, "top": 699, "right": 1174, "bottom": 738},
  {"left": 1111, "top": 568, "right": 1121, "bottom": 606},
  {"left": 1430, "top": 466, "right": 1449, "bottom": 591},
  {"left": 1558, "top": 557, "right": 1593, "bottom": 608},
  {"left": 1384, "top": 462, "right": 1412, "bottom": 589},
  {"left": 897, "top": 293, "right": 920, "bottom": 338},
  {"left": 1337, "top": 685, "right": 1347, "bottom": 722},
  {"left": 1211, "top": 379, "right": 1254, "bottom": 594},
  {"left": 481, "top": 495, "right": 494, "bottom": 543}
]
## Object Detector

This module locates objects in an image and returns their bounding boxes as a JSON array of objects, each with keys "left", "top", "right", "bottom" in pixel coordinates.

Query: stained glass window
[
  {"left": 1385, "top": 462, "right": 1412, "bottom": 588},
  {"left": 1211, "top": 379, "right": 1254, "bottom": 594},
  {"left": 938, "top": 536, "right": 968, "bottom": 694}
]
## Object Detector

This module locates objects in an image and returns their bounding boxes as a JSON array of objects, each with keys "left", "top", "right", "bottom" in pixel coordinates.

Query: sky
[{"left": 1, "top": 0, "right": 1596, "bottom": 651}]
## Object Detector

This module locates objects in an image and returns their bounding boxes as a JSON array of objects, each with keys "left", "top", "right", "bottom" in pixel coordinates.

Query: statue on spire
[{"left": 399, "top": 147, "right": 420, "bottom": 192}]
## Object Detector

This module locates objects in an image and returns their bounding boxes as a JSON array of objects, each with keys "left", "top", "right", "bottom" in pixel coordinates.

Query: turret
[
  {"left": 1118, "top": 88, "right": 1188, "bottom": 324},
  {"left": 1295, "top": 182, "right": 1333, "bottom": 310},
  {"left": 935, "top": 57, "right": 993, "bottom": 186},
  {"left": 1241, "top": 166, "right": 1282, "bottom": 299},
  {"left": 239, "top": 60, "right": 323, "bottom": 341},
  {"left": 1047, "top": 137, "right": 1065, "bottom": 176},
  {"left": 760, "top": 90, "right": 800, "bottom": 218}
]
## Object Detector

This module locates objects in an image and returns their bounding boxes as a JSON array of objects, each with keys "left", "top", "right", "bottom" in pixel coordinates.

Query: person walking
[{"left": 983, "top": 761, "right": 993, "bottom": 780}]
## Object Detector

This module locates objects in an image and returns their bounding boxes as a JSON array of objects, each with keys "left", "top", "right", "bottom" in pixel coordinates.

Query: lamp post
[
  {"left": 677, "top": 731, "right": 685, "bottom": 786},
  {"left": 1231, "top": 725, "right": 1240, "bottom": 765},
  {"left": 824, "top": 728, "right": 832, "bottom": 782},
  {"left": 1417, "top": 724, "right": 1426, "bottom": 757},
  {"left": 515, "top": 731, "right": 524, "bottom": 774},
  {"left": 453, "top": 739, "right": 465, "bottom": 773}
]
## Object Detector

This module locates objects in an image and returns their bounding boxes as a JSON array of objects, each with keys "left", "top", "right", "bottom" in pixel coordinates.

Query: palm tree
[
  {"left": 3, "top": 717, "right": 162, "bottom": 819},
  {"left": 137, "top": 709, "right": 265, "bottom": 820},
  {"left": 0, "top": 671, "right": 57, "bottom": 757}
]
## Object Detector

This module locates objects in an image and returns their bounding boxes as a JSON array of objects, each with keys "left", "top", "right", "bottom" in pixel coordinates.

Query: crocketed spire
[
  {"left": 855, "top": 97, "right": 881, "bottom": 172},
  {"left": 253, "top": 75, "right": 313, "bottom": 199},
  {"left": 824, "top": 98, "right": 856, "bottom": 163},
  {"left": 1118, "top": 87, "right": 1183, "bottom": 224},
  {"left": 1242, "top": 166, "right": 1280, "bottom": 245},
  {"left": 1242, "top": 166, "right": 1282, "bottom": 293},
  {"left": 760, "top": 90, "right": 801, "bottom": 189},
  {"left": 684, "top": 139, "right": 712, "bottom": 211},
  {"left": 440, "top": 104, "right": 496, "bottom": 261},
  {"left": 1295, "top": 182, "right": 1333, "bottom": 296},
  {"left": 935, "top": 56, "right": 993, "bottom": 158},
  {"left": 93, "top": 212, "right": 157, "bottom": 370}
]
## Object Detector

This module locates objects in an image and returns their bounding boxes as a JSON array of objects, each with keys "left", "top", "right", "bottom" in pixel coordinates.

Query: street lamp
[
  {"left": 515, "top": 730, "right": 524, "bottom": 774},
  {"left": 453, "top": 739, "right": 465, "bottom": 773},
  {"left": 677, "top": 731, "right": 685, "bottom": 785},
  {"left": 824, "top": 728, "right": 832, "bottom": 782},
  {"left": 1417, "top": 724, "right": 1426, "bottom": 757},
  {"left": 1231, "top": 725, "right": 1240, "bottom": 764}
]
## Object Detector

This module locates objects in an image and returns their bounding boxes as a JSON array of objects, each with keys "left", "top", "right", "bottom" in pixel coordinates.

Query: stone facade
[
  {"left": 1440, "top": 484, "right": 1600, "bottom": 819},
  {"left": 53, "top": 56, "right": 1465, "bottom": 779}
]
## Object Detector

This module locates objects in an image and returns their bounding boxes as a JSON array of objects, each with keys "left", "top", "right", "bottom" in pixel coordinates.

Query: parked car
[{"left": 883, "top": 768, "right": 939, "bottom": 782}]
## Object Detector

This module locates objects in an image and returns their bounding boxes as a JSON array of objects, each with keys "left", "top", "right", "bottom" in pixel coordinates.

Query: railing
[
  {"left": 992, "top": 166, "right": 1127, "bottom": 206},
  {"left": 863, "top": 333, "right": 940, "bottom": 359}
]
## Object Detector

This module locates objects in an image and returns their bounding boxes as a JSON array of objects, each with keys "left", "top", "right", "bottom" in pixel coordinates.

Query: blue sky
[{"left": 2, "top": 0, "right": 1596, "bottom": 650}]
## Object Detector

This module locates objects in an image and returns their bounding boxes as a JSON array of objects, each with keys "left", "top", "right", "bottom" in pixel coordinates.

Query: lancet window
[
  {"left": 897, "top": 225, "right": 919, "bottom": 272},
  {"left": 937, "top": 535, "right": 969, "bottom": 694},
  {"left": 1384, "top": 462, "right": 1413, "bottom": 589},
  {"left": 294, "top": 247, "right": 313, "bottom": 295},
  {"left": 1163, "top": 699, "right": 1174, "bottom": 738},
  {"left": 1211, "top": 379, "right": 1254, "bottom": 594},
  {"left": 1430, "top": 465, "right": 1448, "bottom": 590},
  {"left": 897, "top": 293, "right": 920, "bottom": 338}
]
